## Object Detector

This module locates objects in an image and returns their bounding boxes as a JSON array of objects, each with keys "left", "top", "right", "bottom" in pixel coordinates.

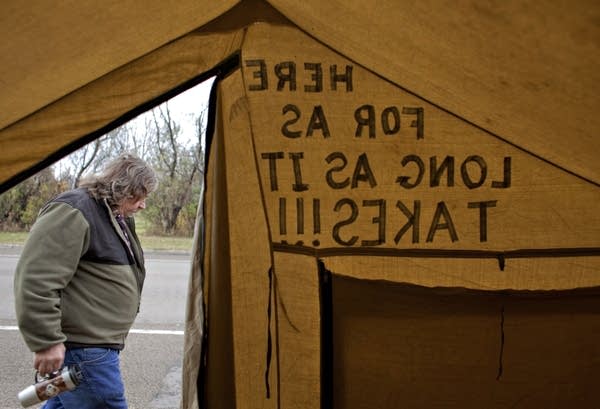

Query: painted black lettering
[
  {"left": 304, "top": 63, "right": 323, "bottom": 92},
  {"left": 402, "top": 107, "right": 424, "bottom": 139},
  {"left": 245, "top": 59, "right": 268, "bottom": 91},
  {"left": 354, "top": 105, "right": 376, "bottom": 138},
  {"left": 382, "top": 107, "right": 400, "bottom": 135},
  {"left": 330, "top": 65, "right": 353, "bottom": 91},
  {"left": 461, "top": 155, "right": 487, "bottom": 189},
  {"left": 394, "top": 200, "right": 420, "bottom": 244},
  {"left": 274, "top": 61, "right": 297, "bottom": 91},
  {"left": 306, "top": 106, "right": 331, "bottom": 137},
  {"left": 352, "top": 153, "right": 377, "bottom": 188},
  {"left": 430, "top": 156, "right": 455, "bottom": 187},
  {"left": 313, "top": 198, "right": 321, "bottom": 234},
  {"left": 325, "top": 152, "right": 350, "bottom": 189},
  {"left": 289, "top": 152, "right": 309, "bottom": 192},
  {"left": 362, "top": 199, "right": 386, "bottom": 246},
  {"left": 333, "top": 198, "right": 359, "bottom": 246},
  {"left": 296, "top": 197, "right": 304, "bottom": 234},
  {"left": 396, "top": 155, "right": 425, "bottom": 189},
  {"left": 261, "top": 152, "right": 284, "bottom": 191},
  {"left": 468, "top": 200, "right": 497, "bottom": 242},
  {"left": 427, "top": 202, "right": 458, "bottom": 242},
  {"left": 491, "top": 157, "right": 511, "bottom": 188},
  {"left": 279, "top": 197, "right": 286, "bottom": 235},
  {"left": 281, "top": 104, "right": 302, "bottom": 138}
]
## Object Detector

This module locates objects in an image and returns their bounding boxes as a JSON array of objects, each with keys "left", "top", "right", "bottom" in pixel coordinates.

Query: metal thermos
[{"left": 18, "top": 365, "right": 82, "bottom": 407}]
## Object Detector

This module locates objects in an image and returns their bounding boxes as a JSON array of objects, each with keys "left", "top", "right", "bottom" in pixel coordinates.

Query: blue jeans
[{"left": 42, "top": 348, "right": 127, "bottom": 409}]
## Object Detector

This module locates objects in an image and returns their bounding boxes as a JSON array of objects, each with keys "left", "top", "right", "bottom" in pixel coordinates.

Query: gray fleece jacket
[{"left": 14, "top": 188, "right": 146, "bottom": 352}]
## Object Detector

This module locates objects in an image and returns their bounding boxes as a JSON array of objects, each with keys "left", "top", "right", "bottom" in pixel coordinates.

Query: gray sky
[{"left": 54, "top": 77, "right": 214, "bottom": 176}]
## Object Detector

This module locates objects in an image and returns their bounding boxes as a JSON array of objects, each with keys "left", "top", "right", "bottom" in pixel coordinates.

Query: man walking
[{"left": 14, "top": 153, "right": 157, "bottom": 408}]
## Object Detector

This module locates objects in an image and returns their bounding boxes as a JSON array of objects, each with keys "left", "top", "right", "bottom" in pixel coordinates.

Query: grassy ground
[
  {"left": 0, "top": 231, "right": 28, "bottom": 245},
  {"left": 140, "top": 235, "right": 194, "bottom": 252},
  {"left": 133, "top": 216, "right": 194, "bottom": 252},
  {"left": 0, "top": 218, "right": 194, "bottom": 252}
]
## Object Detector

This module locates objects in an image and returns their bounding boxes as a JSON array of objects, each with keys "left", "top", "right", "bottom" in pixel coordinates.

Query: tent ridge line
[
  {"left": 0, "top": 52, "right": 241, "bottom": 194},
  {"left": 390, "top": 75, "right": 600, "bottom": 187},
  {"left": 238, "top": 29, "right": 284, "bottom": 407},
  {"left": 280, "top": 22, "right": 600, "bottom": 186},
  {"left": 195, "top": 52, "right": 241, "bottom": 408},
  {"left": 271, "top": 243, "right": 600, "bottom": 259},
  {"left": 260, "top": 18, "right": 600, "bottom": 187}
]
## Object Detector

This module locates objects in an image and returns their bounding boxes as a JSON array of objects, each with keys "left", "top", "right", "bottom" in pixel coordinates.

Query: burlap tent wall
[{"left": 1, "top": 1, "right": 599, "bottom": 408}]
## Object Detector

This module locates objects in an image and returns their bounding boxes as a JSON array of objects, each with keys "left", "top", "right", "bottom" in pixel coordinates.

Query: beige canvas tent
[{"left": 1, "top": 1, "right": 599, "bottom": 408}]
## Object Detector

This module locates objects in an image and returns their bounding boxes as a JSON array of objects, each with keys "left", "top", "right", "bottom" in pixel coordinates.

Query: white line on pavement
[
  {"left": 130, "top": 329, "right": 184, "bottom": 335},
  {"left": 0, "top": 326, "right": 183, "bottom": 335}
]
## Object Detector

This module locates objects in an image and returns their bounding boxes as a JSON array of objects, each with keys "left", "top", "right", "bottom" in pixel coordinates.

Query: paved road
[{"left": 0, "top": 246, "right": 193, "bottom": 409}]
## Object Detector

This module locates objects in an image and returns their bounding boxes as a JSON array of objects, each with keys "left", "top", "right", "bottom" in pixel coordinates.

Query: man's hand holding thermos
[{"left": 34, "top": 343, "right": 66, "bottom": 375}]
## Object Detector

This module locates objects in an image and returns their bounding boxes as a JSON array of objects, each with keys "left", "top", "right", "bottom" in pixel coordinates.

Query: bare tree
[
  {"left": 144, "top": 103, "right": 204, "bottom": 235},
  {"left": 66, "top": 139, "right": 101, "bottom": 189},
  {"left": 55, "top": 123, "right": 145, "bottom": 189},
  {"left": 17, "top": 89, "right": 208, "bottom": 238}
]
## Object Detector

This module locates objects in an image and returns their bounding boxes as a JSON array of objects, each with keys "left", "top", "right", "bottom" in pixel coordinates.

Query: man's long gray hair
[{"left": 79, "top": 153, "right": 158, "bottom": 208}]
